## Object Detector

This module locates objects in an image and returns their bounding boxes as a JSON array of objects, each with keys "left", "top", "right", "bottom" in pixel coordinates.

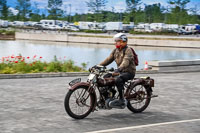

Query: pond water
[{"left": 1, "top": 40, "right": 200, "bottom": 70}]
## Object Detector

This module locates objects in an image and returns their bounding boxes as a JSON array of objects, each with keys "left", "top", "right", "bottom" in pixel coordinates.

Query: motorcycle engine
[
  {"left": 105, "top": 98, "right": 113, "bottom": 109},
  {"left": 99, "top": 86, "right": 116, "bottom": 99},
  {"left": 98, "top": 86, "right": 117, "bottom": 109}
]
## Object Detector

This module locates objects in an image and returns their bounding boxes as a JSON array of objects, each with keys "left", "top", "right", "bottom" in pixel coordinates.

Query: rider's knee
[{"left": 115, "top": 77, "right": 123, "bottom": 85}]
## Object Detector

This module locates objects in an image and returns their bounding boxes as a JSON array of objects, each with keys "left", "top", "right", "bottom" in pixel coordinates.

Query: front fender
[{"left": 68, "top": 82, "right": 90, "bottom": 90}]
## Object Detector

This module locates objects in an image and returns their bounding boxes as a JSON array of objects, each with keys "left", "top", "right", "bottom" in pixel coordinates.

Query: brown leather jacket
[{"left": 100, "top": 46, "right": 136, "bottom": 74}]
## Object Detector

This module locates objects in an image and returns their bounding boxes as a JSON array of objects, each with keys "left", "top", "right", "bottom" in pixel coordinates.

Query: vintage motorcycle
[{"left": 64, "top": 65, "right": 157, "bottom": 119}]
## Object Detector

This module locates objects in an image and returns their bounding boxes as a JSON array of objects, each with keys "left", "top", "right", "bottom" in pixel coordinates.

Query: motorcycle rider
[{"left": 99, "top": 33, "right": 136, "bottom": 107}]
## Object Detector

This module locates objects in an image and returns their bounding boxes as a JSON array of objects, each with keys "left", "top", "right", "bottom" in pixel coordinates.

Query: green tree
[
  {"left": 102, "top": 11, "right": 117, "bottom": 22},
  {"left": 168, "top": 0, "right": 190, "bottom": 9},
  {"left": 86, "top": 0, "right": 107, "bottom": 13},
  {"left": 86, "top": 0, "right": 107, "bottom": 22},
  {"left": 86, "top": 13, "right": 95, "bottom": 21},
  {"left": 167, "top": 0, "right": 190, "bottom": 24},
  {"left": 126, "top": 0, "right": 142, "bottom": 11},
  {"left": 7, "top": 9, "right": 17, "bottom": 21},
  {"left": 48, "top": 0, "right": 63, "bottom": 20},
  {"left": 188, "top": 5, "right": 200, "bottom": 24},
  {"left": 16, "top": 0, "right": 32, "bottom": 21},
  {"left": 144, "top": 3, "right": 164, "bottom": 23},
  {"left": 29, "top": 2, "right": 42, "bottom": 21},
  {"left": 125, "top": 0, "right": 142, "bottom": 23},
  {"left": 134, "top": 8, "right": 145, "bottom": 23},
  {"left": 0, "top": 0, "right": 9, "bottom": 19}
]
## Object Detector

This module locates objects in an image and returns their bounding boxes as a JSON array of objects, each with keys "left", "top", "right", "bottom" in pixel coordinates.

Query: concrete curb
[
  {"left": 0, "top": 71, "right": 160, "bottom": 79},
  {"left": 1, "top": 70, "right": 198, "bottom": 79},
  {"left": 0, "top": 72, "right": 89, "bottom": 79}
]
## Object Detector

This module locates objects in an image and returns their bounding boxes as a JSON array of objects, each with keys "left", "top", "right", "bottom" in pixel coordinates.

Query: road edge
[{"left": 0, "top": 70, "right": 198, "bottom": 79}]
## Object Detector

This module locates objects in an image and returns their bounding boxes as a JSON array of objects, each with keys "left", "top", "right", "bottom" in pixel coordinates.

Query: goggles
[{"left": 114, "top": 38, "right": 122, "bottom": 42}]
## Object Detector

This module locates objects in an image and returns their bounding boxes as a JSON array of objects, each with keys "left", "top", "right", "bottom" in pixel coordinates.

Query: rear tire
[
  {"left": 64, "top": 85, "right": 95, "bottom": 119},
  {"left": 127, "top": 85, "right": 151, "bottom": 113}
]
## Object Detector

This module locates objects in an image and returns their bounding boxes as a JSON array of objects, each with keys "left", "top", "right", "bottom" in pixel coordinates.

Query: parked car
[
  {"left": 34, "top": 22, "right": 44, "bottom": 29},
  {"left": 63, "top": 25, "right": 79, "bottom": 31},
  {"left": 144, "top": 29, "right": 153, "bottom": 33},
  {"left": 103, "top": 22, "right": 123, "bottom": 32},
  {"left": 47, "top": 25, "right": 63, "bottom": 30},
  {"left": 42, "top": 24, "right": 51, "bottom": 30},
  {"left": 70, "top": 26, "right": 79, "bottom": 31},
  {"left": 12, "top": 21, "right": 24, "bottom": 27},
  {"left": 177, "top": 29, "right": 192, "bottom": 35},
  {"left": 195, "top": 25, "right": 200, "bottom": 34},
  {"left": 78, "top": 21, "right": 93, "bottom": 30},
  {"left": 0, "top": 20, "right": 9, "bottom": 28}
]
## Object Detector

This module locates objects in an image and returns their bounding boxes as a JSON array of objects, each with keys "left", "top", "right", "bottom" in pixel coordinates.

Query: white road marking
[{"left": 85, "top": 118, "right": 200, "bottom": 133}]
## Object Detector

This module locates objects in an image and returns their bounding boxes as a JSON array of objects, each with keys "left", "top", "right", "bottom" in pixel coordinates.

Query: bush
[
  {"left": 1, "top": 67, "right": 16, "bottom": 74},
  {"left": 5, "top": 30, "right": 15, "bottom": 35},
  {"left": 0, "top": 29, "right": 15, "bottom": 35},
  {"left": 0, "top": 55, "right": 87, "bottom": 74}
]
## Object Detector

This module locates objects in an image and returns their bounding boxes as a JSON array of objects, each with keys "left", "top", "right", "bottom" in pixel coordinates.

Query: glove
[
  {"left": 112, "top": 72, "right": 120, "bottom": 77},
  {"left": 89, "top": 65, "right": 97, "bottom": 72},
  {"left": 114, "top": 68, "right": 122, "bottom": 73}
]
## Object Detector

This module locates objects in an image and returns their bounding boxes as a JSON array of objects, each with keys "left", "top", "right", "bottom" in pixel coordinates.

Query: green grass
[
  {"left": 83, "top": 30, "right": 105, "bottom": 33},
  {"left": 129, "top": 30, "right": 178, "bottom": 36}
]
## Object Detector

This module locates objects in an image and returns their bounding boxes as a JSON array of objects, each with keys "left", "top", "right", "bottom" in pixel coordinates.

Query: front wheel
[
  {"left": 64, "top": 85, "right": 95, "bottom": 119},
  {"left": 127, "top": 84, "right": 151, "bottom": 113}
]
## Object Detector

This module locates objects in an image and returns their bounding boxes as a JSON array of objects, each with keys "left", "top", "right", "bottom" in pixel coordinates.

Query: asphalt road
[{"left": 0, "top": 72, "right": 200, "bottom": 133}]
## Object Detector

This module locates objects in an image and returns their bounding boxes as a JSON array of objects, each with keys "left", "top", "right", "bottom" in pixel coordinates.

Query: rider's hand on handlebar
[
  {"left": 114, "top": 68, "right": 122, "bottom": 73},
  {"left": 111, "top": 68, "right": 122, "bottom": 76},
  {"left": 108, "top": 67, "right": 114, "bottom": 72},
  {"left": 112, "top": 72, "right": 120, "bottom": 77},
  {"left": 92, "top": 65, "right": 97, "bottom": 68},
  {"left": 89, "top": 66, "right": 94, "bottom": 72},
  {"left": 89, "top": 65, "right": 97, "bottom": 72}
]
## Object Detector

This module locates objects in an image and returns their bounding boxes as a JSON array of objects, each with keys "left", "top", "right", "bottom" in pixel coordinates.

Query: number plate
[{"left": 69, "top": 78, "right": 81, "bottom": 86}]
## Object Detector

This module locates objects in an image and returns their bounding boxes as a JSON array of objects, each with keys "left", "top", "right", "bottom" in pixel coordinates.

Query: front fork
[{"left": 87, "top": 83, "right": 98, "bottom": 112}]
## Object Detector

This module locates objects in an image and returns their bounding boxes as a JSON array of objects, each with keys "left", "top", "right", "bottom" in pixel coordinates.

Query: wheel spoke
[
  {"left": 73, "top": 90, "right": 78, "bottom": 99},
  {"left": 68, "top": 87, "right": 92, "bottom": 116},
  {"left": 129, "top": 85, "right": 149, "bottom": 109}
]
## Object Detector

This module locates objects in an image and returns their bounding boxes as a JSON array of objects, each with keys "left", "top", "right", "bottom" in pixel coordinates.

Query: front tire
[
  {"left": 64, "top": 85, "right": 95, "bottom": 119},
  {"left": 127, "top": 85, "right": 151, "bottom": 113}
]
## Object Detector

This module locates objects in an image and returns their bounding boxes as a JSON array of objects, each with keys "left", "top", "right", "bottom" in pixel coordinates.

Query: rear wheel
[
  {"left": 64, "top": 85, "right": 95, "bottom": 119},
  {"left": 127, "top": 84, "right": 151, "bottom": 113}
]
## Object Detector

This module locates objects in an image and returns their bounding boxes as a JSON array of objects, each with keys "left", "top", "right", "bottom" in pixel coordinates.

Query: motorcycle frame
[{"left": 68, "top": 77, "right": 154, "bottom": 112}]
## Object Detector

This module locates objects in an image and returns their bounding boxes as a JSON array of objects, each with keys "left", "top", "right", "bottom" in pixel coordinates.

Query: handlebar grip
[{"left": 109, "top": 67, "right": 114, "bottom": 71}]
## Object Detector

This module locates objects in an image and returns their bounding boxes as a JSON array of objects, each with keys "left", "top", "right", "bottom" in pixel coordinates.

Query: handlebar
[
  {"left": 89, "top": 65, "right": 115, "bottom": 73},
  {"left": 108, "top": 67, "right": 114, "bottom": 72}
]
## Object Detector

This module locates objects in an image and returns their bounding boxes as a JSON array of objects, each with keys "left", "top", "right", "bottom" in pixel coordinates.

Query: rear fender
[
  {"left": 126, "top": 78, "right": 153, "bottom": 95},
  {"left": 130, "top": 78, "right": 145, "bottom": 88}
]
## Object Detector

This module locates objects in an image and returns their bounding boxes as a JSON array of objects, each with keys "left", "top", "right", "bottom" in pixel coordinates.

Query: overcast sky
[{"left": 7, "top": 0, "right": 200, "bottom": 15}]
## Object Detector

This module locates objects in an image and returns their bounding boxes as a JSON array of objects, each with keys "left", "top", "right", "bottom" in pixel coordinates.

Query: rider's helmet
[
  {"left": 113, "top": 33, "right": 128, "bottom": 49},
  {"left": 113, "top": 33, "right": 128, "bottom": 42}
]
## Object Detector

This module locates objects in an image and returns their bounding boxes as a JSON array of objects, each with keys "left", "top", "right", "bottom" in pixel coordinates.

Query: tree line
[{"left": 0, "top": 0, "right": 199, "bottom": 25}]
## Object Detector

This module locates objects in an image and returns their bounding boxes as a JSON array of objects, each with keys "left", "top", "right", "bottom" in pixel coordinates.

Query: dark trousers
[{"left": 115, "top": 72, "right": 135, "bottom": 99}]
